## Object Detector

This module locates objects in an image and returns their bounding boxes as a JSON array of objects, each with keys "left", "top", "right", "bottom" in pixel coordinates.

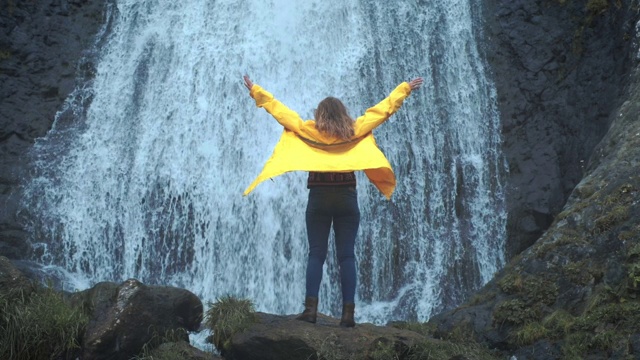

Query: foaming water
[{"left": 23, "top": 0, "right": 506, "bottom": 325}]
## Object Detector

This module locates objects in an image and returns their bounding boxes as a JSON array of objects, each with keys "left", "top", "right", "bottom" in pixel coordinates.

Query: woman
[{"left": 243, "top": 75, "right": 423, "bottom": 327}]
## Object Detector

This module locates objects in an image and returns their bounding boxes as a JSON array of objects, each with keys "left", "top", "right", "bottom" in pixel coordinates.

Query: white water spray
[{"left": 23, "top": 0, "right": 506, "bottom": 324}]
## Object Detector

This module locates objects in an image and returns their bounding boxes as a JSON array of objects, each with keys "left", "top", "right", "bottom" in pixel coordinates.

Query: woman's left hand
[
  {"left": 243, "top": 75, "right": 254, "bottom": 90},
  {"left": 408, "top": 77, "right": 424, "bottom": 91}
]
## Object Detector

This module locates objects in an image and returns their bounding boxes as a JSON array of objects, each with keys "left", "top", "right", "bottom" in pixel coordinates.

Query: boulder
[{"left": 69, "top": 278, "right": 204, "bottom": 360}]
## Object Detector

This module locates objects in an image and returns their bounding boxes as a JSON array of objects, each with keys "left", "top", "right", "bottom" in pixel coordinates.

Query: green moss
[
  {"left": 603, "top": 183, "right": 635, "bottom": 206},
  {"left": 4, "top": 0, "right": 15, "bottom": 15},
  {"left": 493, "top": 299, "right": 541, "bottom": 326},
  {"left": 562, "top": 331, "right": 593, "bottom": 358},
  {"left": 574, "top": 301, "right": 640, "bottom": 332},
  {"left": 627, "top": 242, "right": 640, "bottom": 259},
  {"left": 133, "top": 329, "right": 194, "bottom": 360},
  {"left": 574, "top": 183, "right": 598, "bottom": 199},
  {"left": 390, "top": 321, "right": 436, "bottom": 337},
  {"left": 368, "top": 339, "right": 400, "bottom": 360},
  {"left": 467, "top": 290, "right": 497, "bottom": 306},
  {"left": 618, "top": 230, "right": 636, "bottom": 241},
  {"left": 134, "top": 341, "right": 195, "bottom": 360},
  {"left": 564, "top": 260, "right": 593, "bottom": 285},
  {"left": 405, "top": 339, "right": 500, "bottom": 360},
  {"left": 498, "top": 272, "right": 558, "bottom": 304},
  {"left": 591, "top": 330, "right": 620, "bottom": 352},
  {"left": 443, "top": 323, "right": 477, "bottom": 344},
  {"left": 586, "top": 0, "right": 609, "bottom": 14},
  {"left": 498, "top": 273, "right": 524, "bottom": 294},
  {"left": 593, "top": 205, "right": 630, "bottom": 233},
  {"left": 316, "top": 333, "right": 351, "bottom": 360},
  {"left": 535, "top": 229, "right": 588, "bottom": 258},
  {"left": 523, "top": 276, "right": 558, "bottom": 305},
  {"left": 512, "top": 321, "right": 548, "bottom": 346},
  {"left": 556, "top": 206, "right": 580, "bottom": 221},
  {"left": 628, "top": 263, "right": 640, "bottom": 291},
  {"left": 204, "top": 295, "right": 258, "bottom": 352},
  {"left": 542, "top": 309, "right": 575, "bottom": 338},
  {"left": 494, "top": 273, "right": 558, "bottom": 329}
]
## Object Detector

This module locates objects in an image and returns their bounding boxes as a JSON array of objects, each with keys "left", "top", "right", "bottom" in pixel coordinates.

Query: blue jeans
[{"left": 305, "top": 187, "right": 360, "bottom": 304}]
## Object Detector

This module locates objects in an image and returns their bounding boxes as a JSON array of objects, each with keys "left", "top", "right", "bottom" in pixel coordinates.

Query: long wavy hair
[{"left": 314, "top": 97, "right": 355, "bottom": 141}]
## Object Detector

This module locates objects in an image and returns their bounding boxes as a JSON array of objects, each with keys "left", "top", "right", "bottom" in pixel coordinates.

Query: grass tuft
[
  {"left": 204, "top": 295, "right": 258, "bottom": 352},
  {"left": 0, "top": 285, "right": 88, "bottom": 360}
]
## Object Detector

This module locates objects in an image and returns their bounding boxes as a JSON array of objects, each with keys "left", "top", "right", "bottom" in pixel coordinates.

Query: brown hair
[{"left": 314, "top": 97, "right": 355, "bottom": 140}]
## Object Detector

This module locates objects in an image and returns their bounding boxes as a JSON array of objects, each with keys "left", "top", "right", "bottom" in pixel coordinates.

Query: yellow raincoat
[{"left": 243, "top": 82, "right": 413, "bottom": 199}]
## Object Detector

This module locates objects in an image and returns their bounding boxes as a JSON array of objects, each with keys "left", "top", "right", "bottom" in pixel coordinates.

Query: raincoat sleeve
[
  {"left": 250, "top": 85, "right": 305, "bottom": 134},
  {"left": 353, "top": 82, "right": 412, "bottom": 137}
]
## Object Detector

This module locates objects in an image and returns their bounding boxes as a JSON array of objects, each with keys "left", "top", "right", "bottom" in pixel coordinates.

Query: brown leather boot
[
  {"left": 339, "top": 303, "right": 355, "bottom": 327},
  {"left": 296, "top": 296, "right": 318, "bottom": 323}
]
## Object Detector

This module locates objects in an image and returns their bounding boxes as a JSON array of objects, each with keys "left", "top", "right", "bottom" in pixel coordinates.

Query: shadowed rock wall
[
  {"left": 480, "top": 0, "right": 639, "bottom": 256},
  {"left": 0, "top": 0, "right": 108, "bottom": 258}
]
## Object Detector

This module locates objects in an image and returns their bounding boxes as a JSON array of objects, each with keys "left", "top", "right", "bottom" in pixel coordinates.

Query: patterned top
[{"left": 307, "top": 172, "right": 357, "bottom": 188}]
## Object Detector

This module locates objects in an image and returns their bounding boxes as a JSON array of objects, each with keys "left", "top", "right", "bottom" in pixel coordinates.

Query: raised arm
[
  {"left": 353, "top": 77, "right": 423, "bottom": 137},
  {"left": 243, "top": 75, "right": 305, "bottom": 133}
]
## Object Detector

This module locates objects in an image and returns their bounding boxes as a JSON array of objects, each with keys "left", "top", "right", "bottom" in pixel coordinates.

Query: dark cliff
[
  {"left": 0, "top": 0, "right": 109, "bottom": 258},
  {"left": 482, "top": 0, "right": 638, "bottom": 256},
  {"left": 429, "top": 1, "right": 640, "bottom": 358}
]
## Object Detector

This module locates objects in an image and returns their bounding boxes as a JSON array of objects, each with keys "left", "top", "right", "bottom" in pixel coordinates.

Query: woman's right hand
[
  {"left": 408, "top": 77, "right": 424, "bottom": 91},
  {"left": 243, "top": 75, "right": 254, "bottom": 90}
]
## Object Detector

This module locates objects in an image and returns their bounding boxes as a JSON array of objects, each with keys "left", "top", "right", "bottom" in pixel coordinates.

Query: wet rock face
[
  {"left": 480, "top": 0, "right": 639, "bottom": 256},
  {"left": 0, "top": 0, "right": 106, "bottom": 259}
]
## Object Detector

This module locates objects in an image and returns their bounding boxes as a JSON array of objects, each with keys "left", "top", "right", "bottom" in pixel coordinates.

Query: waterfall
[{"left": 22, "top": 0, "right": 506, "bottom": 324}]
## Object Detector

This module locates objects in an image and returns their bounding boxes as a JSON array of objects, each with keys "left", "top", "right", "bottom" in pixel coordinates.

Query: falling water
[{"left": 22, "top": 0, "right": 506, "bottom": 324}]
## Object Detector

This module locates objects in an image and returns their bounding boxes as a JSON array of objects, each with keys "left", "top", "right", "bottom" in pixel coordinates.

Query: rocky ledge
[{"left": 2, "top": 256, "right": 503, "bottom": 360}]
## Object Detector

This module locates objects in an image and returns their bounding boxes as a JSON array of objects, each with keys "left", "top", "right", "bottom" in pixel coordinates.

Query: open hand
[
  {"left": 408, "top": 77, "right": 424, "bottom": 91},
  {"left": 243, "top": 75, "right": 254, "bottom": 90}
]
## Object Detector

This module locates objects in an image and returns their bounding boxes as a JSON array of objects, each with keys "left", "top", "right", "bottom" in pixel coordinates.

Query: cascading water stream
[{"left": 22, "top": 0, "right": 506, "bottom": 324}]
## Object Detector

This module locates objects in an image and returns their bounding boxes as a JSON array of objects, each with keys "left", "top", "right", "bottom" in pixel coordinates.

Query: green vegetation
[
  {"left": 586, "top": 0, "right": 609, "bottom": 14},
  {"left": 563, "top": 260, "right": 595, "bottom": 285},
  {"left": 368, "top": 339, "right": 399, "bottom": 360},
  {"left": 591, "top": 183, "right": 635, "bottom": 234},
  {"left": 494, "top": 299, "right": 542, "bottom": 326},
  {"left": 133, "top": 328, "right": 191, "bottom": 360},
  {"left": 389, "top": 321, "right": 436, "bottom": 337},
  {"left": 0, "top": 284, "right": 89, "bottom": 360},
  {"left": 495, "top": 274, "right": 640, "bottom": 359},
  {"left": 534, "top": 228, "right": 588, "bottom": 258},
  {"left": 626, "top": 242, "right": 640, "bottom": 296},
  {"left": 512, "top": 321, "right": 548, "bottom": 346},
  {"left": 403, "top": 340, "right": 500, "bottom": 360},
  {"left": 204, "top": 295, "right": 258, "bottom": 352},
  {"left": 316, "top": 333, "right": 352, "bottom": 360},
  {"left": 134, "top": 342, "right": 195, "bottom": 360},
  {"left": 390, "top": 322, "right": 500, "bottom": 360}
]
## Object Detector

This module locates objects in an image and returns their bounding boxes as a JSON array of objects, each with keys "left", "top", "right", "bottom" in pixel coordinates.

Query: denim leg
[
  {"left": 305, "top": 194, "right": 332, "bottom": 298},
  {"left": 333, "top": 192, "right": 360, "bottom": 303}
]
